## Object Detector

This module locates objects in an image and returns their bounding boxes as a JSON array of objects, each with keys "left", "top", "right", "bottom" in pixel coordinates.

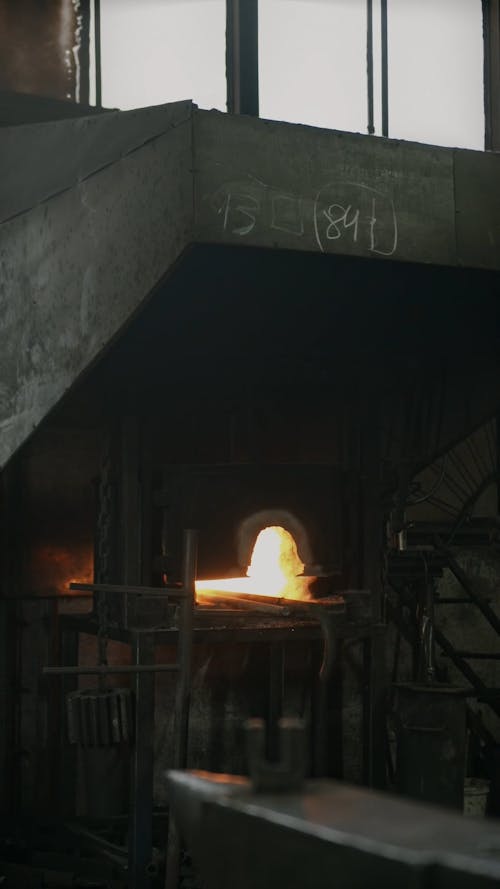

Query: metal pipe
[
  {"left": 366, "top": 0, "right": 375, "bottom": 134},
  {"left": 381, "top": 0, "right": 389, "bottom": 137},
  {"left": 94, "top": 0, "right": 102, "bottom": 108},
  {"left": 226, "top": 0, "right": 259, "bottom": 115},
  {"left": 483, "top": 0, "right": 500, "bottom": 150},
  {"left": 70, "top": 581, "right": 190, "bottom": 598},
  {"left": 165, "top": 529, "right": 197, "bottom": 889},
  {"left": 175, "top": 529, "right": 197, "bottom": 768},
  {"left": 43, "top": 663, "right": 180, "bottom": 675}
]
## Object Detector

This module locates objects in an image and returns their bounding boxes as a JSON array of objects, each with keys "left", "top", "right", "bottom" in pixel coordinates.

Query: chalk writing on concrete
[
  {"left": 206, "top": 177, "right": 398, "bottom": 257},
  {"left": 313, "top": 182, "right": 398, "bottom": 256}
]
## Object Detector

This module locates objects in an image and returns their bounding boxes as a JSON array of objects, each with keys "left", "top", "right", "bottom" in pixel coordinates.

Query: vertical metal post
[
  {"left": 165, "top": 530, "right": 197, "bottom": 889},
  {"left": 483, "top": 0, "right": 500, "bottom": 150},
  {"left": 381, "top": 0, "right": 389, "bottom": 137},
  {"left": 78, "top": 0, "right": 91, "bottom": 105},
  {"left": 267, "top": 642, "right": 285, "bottom": 761},
  {"left": 226, "top": 0, "right": 259, "bottom": 115},
  {"left": 173, "top": 530, "right": 197, "bottom": 770},
  {"left": 366, "top": 0, "right": 375, "bottom": 134},
  {"left": 362, "top": 628, "right": 387, "bottom": 790},
  {"left": 129, "top": 633, "right": 155, "bottom": 889},
  {"left": 94, "top": 0, "right": 102, "bottom": 108},
  {"left": 58, "top": 625, "right": 79, "bottom": 816},
  {"left": 310, "top": 642, "right": 326, "bottom": 777},
  {"left": 120, "top": 416, "right": 154, "bottom": 889}
]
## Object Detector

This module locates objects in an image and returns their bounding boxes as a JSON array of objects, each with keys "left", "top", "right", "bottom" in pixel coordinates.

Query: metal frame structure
[
  {"left": 45, "top": 530, "right": 198, "bottom": 889},
  {"left": 483, "top": 0, "right": 500, "bottom": 150},
  {"left": 226, "top": 0, "right": 259, "bottom": 116},
  {"left": 46, "top": 594, "right": 384, "bottom": 887},
  {"left": 225, "top": 0, "right": 494, "bottom": 144}
]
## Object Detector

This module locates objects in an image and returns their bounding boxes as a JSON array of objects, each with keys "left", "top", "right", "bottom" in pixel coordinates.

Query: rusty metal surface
[
  {"left": 167, "top": 769, "right": 500, "bottom": 889},
  {"left": 0, "top": 0, "right": 86, "bottom": 102}
]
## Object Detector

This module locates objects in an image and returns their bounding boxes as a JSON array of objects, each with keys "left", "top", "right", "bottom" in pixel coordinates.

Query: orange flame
[{"left": 195, "top": 525, "right": 311, "bottom": 601}]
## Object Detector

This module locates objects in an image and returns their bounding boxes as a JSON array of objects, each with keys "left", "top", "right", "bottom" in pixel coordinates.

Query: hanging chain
[{"left": 95, "top": 434, "right": 115, "bottom": 686}]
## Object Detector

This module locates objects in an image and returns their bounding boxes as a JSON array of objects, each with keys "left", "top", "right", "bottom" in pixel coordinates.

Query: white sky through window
[
  {"left": 97, "top": 0, "right": 485, "bottom": 150},
  {"left": 99, "top": 0, "right": 226, "bottom": 112}
]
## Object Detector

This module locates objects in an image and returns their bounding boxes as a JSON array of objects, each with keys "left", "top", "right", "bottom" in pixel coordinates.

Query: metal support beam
[
  {"left": 79, "top": 0, "right": 91, "bottom": 105},
  {"left": 366, "top": 0, "right": 375, "bottom": 135},
  {"left": 129, "top": 633, "right": 155, "bottom": 889},
  {"left": 94, "top": 0, "right": 102, "bottom": 108},
  {"left": 483, "top": 0, "right": 500, "bottom": 150},
  {"left": 267, "top": 642, "right": 285, "bottom": 762},
  {"left": 226, "top": 0, "right": 259, "bottom": 116},
  {"left": 380, "top": 0, "right": 389, "bottom": 137},
  {"left": 58, "top": 626, "right": 79, "bottom": 816},
  {"left": 165, "top": 529, "right": 197, "bottom": 889}
]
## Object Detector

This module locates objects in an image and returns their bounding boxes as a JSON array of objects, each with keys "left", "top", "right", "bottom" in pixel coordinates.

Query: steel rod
[
  {"left": 436, "top": 540, "right": 500, "bottom": 636},
  {"left": 70, "top": 581, "right": 189, "bottom": 598},
  {"left": 43, "top": 663, "right": 180, "bottom": 675},
  {"left": 366, "top": 0, "right": 375, "bottom": 134},
  {"left": 94, "top": 0, "right": 102, "bottom": 108},
  {"left": 165, "top": 529, "right": 197, "bottom": 889},
  {"left": 381, "top": 0, "right": 389, "bottom": 137},
  {"left": 226, "top": 0, "right": 259, "bottom": 115},
  {"left": 483, "top": 0, "right": 500, "bottom": 150},
  {"left": 448, "top": 651, "right": 500, "bottom": 661},
  {"left": 447, "top": 449, "right": 480, "bottom": 496}
]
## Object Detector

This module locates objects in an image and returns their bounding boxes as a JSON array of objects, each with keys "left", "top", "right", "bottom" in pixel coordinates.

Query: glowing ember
[{"left": 195, "top": 525, "right": 311, "bottom": 601}]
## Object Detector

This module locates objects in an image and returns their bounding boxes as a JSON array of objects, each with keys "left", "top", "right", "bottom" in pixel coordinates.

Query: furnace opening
[{"left": 195, "top": 525, "right": 312, "bottom": 601}]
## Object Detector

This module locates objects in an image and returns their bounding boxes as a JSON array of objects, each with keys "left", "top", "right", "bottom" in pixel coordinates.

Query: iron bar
[
  {"left": 483, "top": 0, "right": 500, "bottom": 150},
  {"left": 466, "top": 437, "right": 489, "bottom": 485},
  {"left": 67, "top": 821, "right": 128, "bottom": 863},
  {"left": 226, "top": 0, "right": 259, "bottom": 115},
  {"left": 43, "top": 663, "right": 180, "bottom": 675},
  {"left": 438, "top": 469, "right": 470, "bottom": 506},
  {"left": 484, "top": 420, "right": 497, "bottom": 473},
  {"left": 267, "top": 642, "right": 285, "bottom": 761},
  {"left": 70, "top": 581, "right": 190, "bottom": 599},
  {"left": 448, "top": 472, "right": 500, "bottom": 540},
  {"left": 165, "top": 530, "right": 197, "bottom": 889},
  {"left": 446, "top": 449, "right": 479, "bottom": 497},
  {"left": 448, "top": 651, "right": 500, "bottom": 661},
  {"left": 94, "top": 0, "right": 102, "bottom": 108},
  {"left": 2, "top": 593, "right": 92, "bottom": 600},
  {"left": 381, "top": 0, "right": 389, "bottom": 137},
  {"left": 366, "top": 0, "right": 375, "bottom": 134},
  {"left": 433, "top": 628, "right": 498, "bottom": 708},
  {"left": 174, "top": 529, "right": 197, "bottom": 769},
  {"left": 436, "top": 540, "right": 500, "bottom": 637},
  {"left": 129, "top": 633, "right": 155, "bottom": 889},
  {"left": 78, "top": 0, "right": 91, "bottom": 105},
  {"left": 198, "top": 594, "right": 291, "bottom": 615},
  {"left": 427, "top": 496, "right": 459, "bottom": 518},
  {"left": 435, "top": 597, "right": 491, "bottom": 605}
]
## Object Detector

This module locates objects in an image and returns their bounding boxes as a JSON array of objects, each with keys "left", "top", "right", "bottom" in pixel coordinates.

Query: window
[
  {"left": 259, "top": 0, "right": 367, "bottom": 133},
  {"left": 387, "top": 0, "right": 484, "bottom": 149},
  {"left": 93, "top": 0, "right": 486, "bottom": 150},
  {"left": 98, "top": 0, "right": 226, "bottom": 112}
]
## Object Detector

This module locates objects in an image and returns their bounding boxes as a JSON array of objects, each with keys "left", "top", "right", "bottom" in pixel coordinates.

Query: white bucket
[{"left": 464, "top": 778, "right": 490, "bottom": 816}]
